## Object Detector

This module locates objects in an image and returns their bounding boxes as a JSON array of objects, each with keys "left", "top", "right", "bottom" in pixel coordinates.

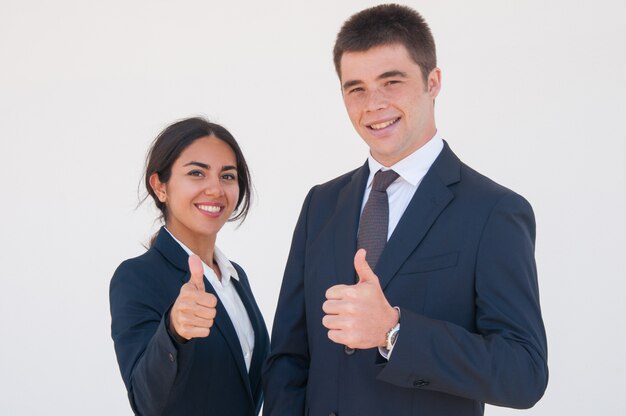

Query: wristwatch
[{"left": 385, "top": 307, "right": 401, "bottom": 351}]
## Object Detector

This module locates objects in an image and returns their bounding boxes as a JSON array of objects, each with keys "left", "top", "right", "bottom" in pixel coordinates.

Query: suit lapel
[
  {"left": 153, "top": 228, "right": 252, "bottom": 400},
  {"left": 206, "top": 286, "right": 251, "bottom": 397},
  {"left": 231, "top": 276, "right": 265, "bottom": 395},
  {"left": 376, "top": 142, "right": 461, "bottom": 289},
  {"left": 332, "top": 162, "right": 370, "bottom": 285}
]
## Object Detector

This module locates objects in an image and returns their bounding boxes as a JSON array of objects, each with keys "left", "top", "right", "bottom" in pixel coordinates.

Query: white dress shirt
[
  {"left": 165, "top": 229, "right": 255, "bottom": 371},
  {"left": 361, "top": 134, "right": 444, "bottom": 358}
]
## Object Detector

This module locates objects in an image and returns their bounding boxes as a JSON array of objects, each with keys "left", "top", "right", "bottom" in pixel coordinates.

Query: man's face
[{"left": 340, "top": 44, "right": 441, "bottom": 166}]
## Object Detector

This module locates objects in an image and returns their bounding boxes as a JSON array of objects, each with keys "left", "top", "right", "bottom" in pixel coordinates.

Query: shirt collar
[
  {"left": 366, "top": 132, "right": 444, "bottom": 188},
  {"left": 163, "top": 228, "right": 239, "bottom": 282}
]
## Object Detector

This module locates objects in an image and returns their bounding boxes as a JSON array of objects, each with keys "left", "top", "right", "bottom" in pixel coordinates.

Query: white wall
[{"left": 1, "top": 0, "right": 624, "bottom": 414}]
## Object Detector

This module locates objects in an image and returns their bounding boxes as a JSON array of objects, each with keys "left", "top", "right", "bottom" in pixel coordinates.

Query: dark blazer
[
  {"left": 110, "top": 228, "right": 269, "bottom": 416},
  {"left": 263, "top": 142, "right": 548, "bottom": 416}
]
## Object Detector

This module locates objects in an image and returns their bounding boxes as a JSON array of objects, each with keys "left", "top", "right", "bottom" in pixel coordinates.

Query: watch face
[{"left": 386, "top": 324, "right": 400, "bottom": 350}]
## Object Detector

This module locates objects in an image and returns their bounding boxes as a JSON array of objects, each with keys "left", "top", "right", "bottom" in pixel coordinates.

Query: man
[{"left": 263, "top": 4, "right": 548, "bottom": 415}]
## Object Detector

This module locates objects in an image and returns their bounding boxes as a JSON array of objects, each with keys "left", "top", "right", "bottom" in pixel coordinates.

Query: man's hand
[
  {"left": 170, "top": 255, "right": 218, "bottom": 340},
  {"left": 322, "top": 249, "right": 399, "bottom": 349}
]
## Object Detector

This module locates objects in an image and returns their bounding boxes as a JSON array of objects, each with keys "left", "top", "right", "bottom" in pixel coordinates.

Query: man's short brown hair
[{"left": 333, "top": 4, "right": 437, "bottom": 81}]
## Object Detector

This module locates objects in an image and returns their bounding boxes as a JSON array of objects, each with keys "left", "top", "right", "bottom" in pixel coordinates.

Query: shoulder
[
  {"left": 454, "top": 162, "right": 535, "bottom": 225},
  {"left": 312, "top": 165, "right": 364, "bottom": 196},
  {"left": 112, "top": 248, "right": 165, "bottom": 280},
  {"left": 294, "top": 165, "right": 365, "bottom": 226},
  {"left": 110, "top": 247, "right": 181, "bottom": 297},
  {"left": 299, "top": 165, "right": 365, "bottom": 211},
  {"left": 460, "top": 161, "right": 531, "bottom": 203},
  {"left": 435, "top": 142, "right": 532, "bottom": 209}
]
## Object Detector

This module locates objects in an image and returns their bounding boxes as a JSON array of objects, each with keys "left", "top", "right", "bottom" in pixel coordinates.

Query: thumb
[
  {"left": 188, "top": 255, "right": 205, "bottom": 290},
  {"left": 354, "top": 249, "right": 379, "bottom": 284}
]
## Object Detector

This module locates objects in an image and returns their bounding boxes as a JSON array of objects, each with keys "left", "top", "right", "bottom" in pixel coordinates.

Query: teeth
[
  {"left": 198, "top": 205, "right": 221, "bottom": 213},
  {"left": 370, "top": 118, "right": 398, "bottom": 130}
]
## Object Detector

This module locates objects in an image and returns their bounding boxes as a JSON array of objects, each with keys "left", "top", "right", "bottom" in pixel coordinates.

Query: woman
[{"left": 110, "top": 117, "right": 269, "bottom": 416}]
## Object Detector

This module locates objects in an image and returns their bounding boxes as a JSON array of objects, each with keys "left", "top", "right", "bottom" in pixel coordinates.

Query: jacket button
[
  {"left": 168, "top": 352, "right": 175, "bottom": 363},
  {"left": 344, "top": 346, "right": 355, "bottom": 355},
  {"left": 413, "top": 379, "right": 429, "bottom": 387}
]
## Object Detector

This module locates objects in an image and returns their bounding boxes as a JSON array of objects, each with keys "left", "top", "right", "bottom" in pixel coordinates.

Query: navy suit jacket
[
  {"left": 263, "top": 142, "right": 548, "bottom": 416},
  {"left": 110, "top": 228, "right": 269, "bottom": 416}
]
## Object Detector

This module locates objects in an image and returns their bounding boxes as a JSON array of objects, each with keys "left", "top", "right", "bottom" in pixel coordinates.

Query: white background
[{"left": 1, "top": 0, "right": 625, "bottom": 414}]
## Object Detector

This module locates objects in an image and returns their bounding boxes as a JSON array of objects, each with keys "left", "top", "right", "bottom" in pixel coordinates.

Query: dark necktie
[{"left": 357, "top": 169, "right": 399, "bottom": 269}]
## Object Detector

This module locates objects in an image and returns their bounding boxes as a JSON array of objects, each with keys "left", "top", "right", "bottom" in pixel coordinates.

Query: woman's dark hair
[{"left": 144, "top": 117, "right": 252, "bottom": 233}]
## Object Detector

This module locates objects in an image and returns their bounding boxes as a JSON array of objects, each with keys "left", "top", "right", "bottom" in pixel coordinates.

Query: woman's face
[{"left": 151, "top": 135, "right": 240, "bottom": 244}]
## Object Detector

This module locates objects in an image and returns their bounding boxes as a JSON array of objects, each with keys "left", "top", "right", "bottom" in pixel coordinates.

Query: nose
[
  {"left": 203, "top": 176, "right": 224, "bottom": 197},
  {"left": 364, "top": 88, "right": 388, "bottom": 112}
]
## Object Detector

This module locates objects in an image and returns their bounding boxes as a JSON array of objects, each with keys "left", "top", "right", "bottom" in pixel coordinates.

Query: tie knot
[{"left": 372, "top": 169, "right": 399, "bottom": 192}]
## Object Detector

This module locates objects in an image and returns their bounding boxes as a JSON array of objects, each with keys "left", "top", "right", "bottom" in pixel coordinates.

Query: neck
[{"left": 165, "top": 224, "right": 217, "bottom": 267}]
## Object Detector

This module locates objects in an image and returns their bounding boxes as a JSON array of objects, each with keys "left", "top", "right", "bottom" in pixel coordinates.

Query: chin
[{"left": 191, "top": 225, "right": 221, "bottom": 238}]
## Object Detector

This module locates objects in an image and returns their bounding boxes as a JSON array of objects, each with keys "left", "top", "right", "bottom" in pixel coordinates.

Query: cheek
[
  {"left": 170, "top": 185, "right": 196, "bottom": 202},
  {"left": 344, "top": 98, "right": 363, "bottom": 121},
  {"left": 169, "top": 183, "right": 203, "bottom": 208},
  {"left": 228, "top": 186, "right": 241, "bottom": 206},
  {"left": 235, "top": 189, "right": 241, "bottom": 205},
  {"left": 348, "top": 109, "right": 365, "bottom": 129},
  {"left": 407, "top": 93, "right": 430, "bottom": 114}
]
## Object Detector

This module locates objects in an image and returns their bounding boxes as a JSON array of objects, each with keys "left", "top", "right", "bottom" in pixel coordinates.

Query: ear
[
  {"left": 149, "top": 173, "right": 167, "bottom": 203},
  {"left": 427, "top": 67, "right": 442, "bottom": 99}
]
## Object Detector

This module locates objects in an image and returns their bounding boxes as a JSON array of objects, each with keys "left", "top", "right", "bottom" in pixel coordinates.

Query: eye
[
  {"left": 221, "top": 172, "right": 237, "bottom": 181},
  {"left": 187, "top": 169, "right": 204, "bottom": 177},
  {"left": 384, "top": 80, "right": 401, "bottom": 87},
  {"left": 348, "top": 87, "right": 365, "bottom": 94}
]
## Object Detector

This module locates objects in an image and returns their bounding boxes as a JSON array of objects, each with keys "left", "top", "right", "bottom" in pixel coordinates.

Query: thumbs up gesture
[
  {"left": 322, "top": 249, "right": 399, "bottom": 349},
  {"left": 169, "top": 255, "right": 218, "bottom": 341}
]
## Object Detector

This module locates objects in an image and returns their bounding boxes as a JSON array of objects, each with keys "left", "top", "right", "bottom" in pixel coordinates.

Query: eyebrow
[
  {"left": 379, "top": 70, "right": 408, "bottom": 79},
  {"left": 342, "top": 70, "right": 409, "bottom": 91},
  {"left": 184, "top": 161, "right": 209, "bottom": 169},
  {"left": 342, "top": 79, "right": 362, "bottom": 90},
  {"left": 183, "top": 161, "right": 237, "bottom": 172}
]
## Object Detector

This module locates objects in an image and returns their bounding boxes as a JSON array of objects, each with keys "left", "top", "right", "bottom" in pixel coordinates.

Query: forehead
[
  {"left": 177, "top": 135, "right": 236, "bottom": 163},
  {"left": 339, "top": 43, "right": 419, "bottom": 81}
]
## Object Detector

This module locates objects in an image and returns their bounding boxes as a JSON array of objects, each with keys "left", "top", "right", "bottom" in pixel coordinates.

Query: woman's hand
[{"left": 169, "top": 255, "right": 218, "bottom": 340}]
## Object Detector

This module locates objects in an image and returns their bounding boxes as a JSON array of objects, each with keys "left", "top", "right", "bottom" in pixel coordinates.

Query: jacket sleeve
[
  {"left": 110, "top": 263, "right": 195, "bottom": 415},
  {"left": 262, "top": 188, "right": 315, "bottom": 416},
  {"left": 376, "top": 193, "right": 549, "bottom": 408}
]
